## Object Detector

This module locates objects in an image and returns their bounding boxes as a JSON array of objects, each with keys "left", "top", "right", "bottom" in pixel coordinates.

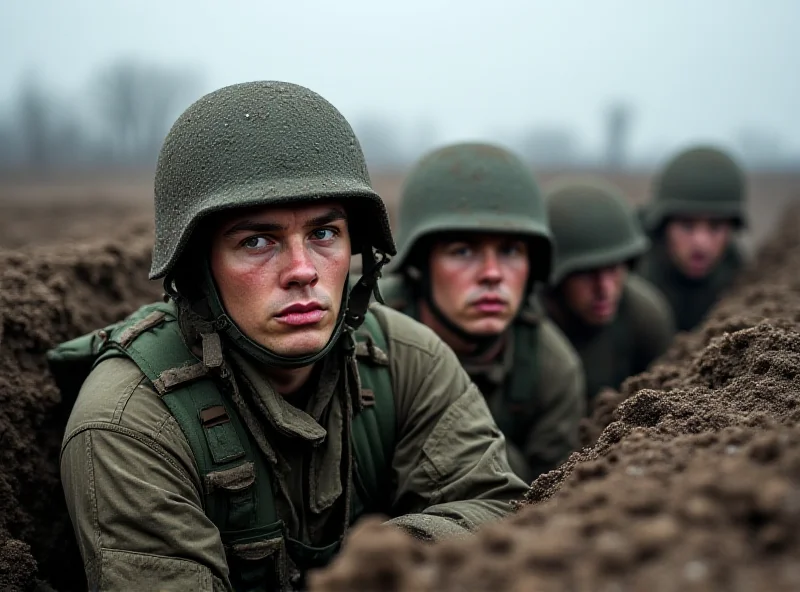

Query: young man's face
[
  {"left": 560, "top": 264, "right": 628, "bottom": 327},
  {"left": 664, "top": 216, "right": 734, "bottom": 279},
  {"left": 209, "top": 202, "right": 351, "bottom": 357},
  {"left": 427, "top": 234, "right": 530, "bottom": 336}
]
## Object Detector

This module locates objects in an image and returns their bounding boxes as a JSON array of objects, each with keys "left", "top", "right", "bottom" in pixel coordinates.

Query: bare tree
[
  {"left": 94, "top": 59, "right": 202, "bottom": 165},
  {"left": 604, "top": 102, "right": 634, "bottom": 170},
  {"left": 16, "top": 74, "right": 54, "bottom": 168}
]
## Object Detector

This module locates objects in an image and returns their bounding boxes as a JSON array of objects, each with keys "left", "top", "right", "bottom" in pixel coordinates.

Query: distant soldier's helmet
[
  {"left": 390, "top": 142, "right": 552, "bottom": 284},
  {"left": 545, "top": 178, "right": 649, "bottom": 285},
  {"left": 641, "top": 145, "right": 747, "bottom": 234},
  {"left": 150, "top": 80, "right": 395, "bottom": 368}
]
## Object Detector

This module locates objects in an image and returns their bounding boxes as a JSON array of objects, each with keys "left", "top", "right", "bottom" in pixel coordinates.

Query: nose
[
  {"left": 478, "top": 247, "right": 503, "bottom": 284},
  {"left": 692, "top": 227, "right": 715, "bottom": 251},
  {"left": 594, "top": 268, "right": 617, "bottom": 298},
  {"left": 279, "top": 237, "right": 318, "bottom": 289}
]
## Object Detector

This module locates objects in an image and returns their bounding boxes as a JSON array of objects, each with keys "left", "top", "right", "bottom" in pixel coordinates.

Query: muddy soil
[
  {"left": 0, "top": 172, "right": 797, "bottom": 590},
  {"left": 0, "top": 226, "right": 161, "bottom": 591},
  {"left": 310, "top": 207, "right": 800, "bottom": 591}
]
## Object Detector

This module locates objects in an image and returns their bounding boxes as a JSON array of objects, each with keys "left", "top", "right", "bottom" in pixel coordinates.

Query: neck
[
  {"left": 264, "top": 363, "right": 317, "bottom": 397},
  {"left": 418, "top": 299, "right": 505, "bottom": 361}
]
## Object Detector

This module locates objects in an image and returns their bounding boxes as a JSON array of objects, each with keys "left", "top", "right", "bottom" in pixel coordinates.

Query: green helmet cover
[
  {"left": 150, "top": 80, "right": 395, "bottom": 281},
  {"left": 150, "top": 80, "right": 395, "bottom": 369},
  {"left": 642, "top": 145, "right": 746, "bottom": 233},
  {"left": 390, "top": 142, "right": 552, "bottom": 282},
  {"left": 546, "top": 178, "right": 649, "bottom": 285}
]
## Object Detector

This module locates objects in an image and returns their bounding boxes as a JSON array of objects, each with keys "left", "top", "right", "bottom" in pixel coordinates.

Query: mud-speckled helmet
[
  {"left": 150, "top": 80, "right": 395, "bottom": 280},
  {"left": 641, "top": 145, "right": 747, "bottom": 234},
  {"left": 150, "top": 80, "right": 396, "bottom": 369},
  {"left": 545, "top": 178, "right": 649, "bottom": 285},
  {"left": 390, "top": 142, "right": 552, "bottom": 282}
]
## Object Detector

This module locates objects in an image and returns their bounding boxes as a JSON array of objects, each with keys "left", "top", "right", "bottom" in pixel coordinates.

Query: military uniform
[
  {"left": 543, "top": 179, "right": 675, "bottom": 404},
  {"left": 381, "top": 143, "right": 586, "bottom": 484},
  {"left": 637, "top": 146, "right": 747, "bottom": 332},
  {"left": 52, "top": 82, "right": 528, "bottom": 591}
]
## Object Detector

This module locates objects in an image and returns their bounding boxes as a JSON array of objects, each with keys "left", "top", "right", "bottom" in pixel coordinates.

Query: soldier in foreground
[
  {"left": 542, "top": 179, "right": 675, "bottom": 406},
  {"left": 52, "top": 82, "right": 529, "bottom": 591},
  {"left": 637, "top": 145, "right": 748, "bottom": 331},
  {"left": 379, "top": 143, "right": 586, "bottom": 483}
]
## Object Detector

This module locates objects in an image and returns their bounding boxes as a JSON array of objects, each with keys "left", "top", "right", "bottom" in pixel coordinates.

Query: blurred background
[{"left": 1, "top": 0, "right": 798, "bottom": 249}]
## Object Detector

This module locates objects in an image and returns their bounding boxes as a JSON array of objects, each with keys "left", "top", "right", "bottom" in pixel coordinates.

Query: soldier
[
  {"left": 378, "top": 142, "right": 586, "bottom": 484},
  {"left": 541, "top": 179, "right": 676, "bottom": 406},
  {"left": 51, "top": 82, "right": 529, "bottom": 591},
  {"left": 637, "top": 145, "right": 748, "bottom": 331}
]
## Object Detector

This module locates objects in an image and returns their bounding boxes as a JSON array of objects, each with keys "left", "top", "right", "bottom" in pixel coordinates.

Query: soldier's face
[
  {"left": 210, "top": 202, "right": 351, "bottom": 357},
  {"left": 665, "top": 217, "right": 733, "bottom": 279},
  {"left": 427, "top": 235, "right": 529, "bottom": 336},
  {"left": 561, "top": 264, "right": 628, "bottom": 326}
]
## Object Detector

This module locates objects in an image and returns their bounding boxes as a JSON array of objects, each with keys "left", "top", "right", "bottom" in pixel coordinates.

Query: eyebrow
[
  {"left": 222, "top": 208, "right": 347, "bottom": 238},
  {"left": 304, "top": 209, "right": 347, "bottom": 229}
]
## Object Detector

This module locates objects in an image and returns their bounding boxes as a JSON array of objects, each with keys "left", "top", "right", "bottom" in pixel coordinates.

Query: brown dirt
[
  {"left": 0, "top": 171, "right": 797, "bottom": 591},
  {"left": 309, "top": 205, "right": 800, "bottom": 591},
  {"left": 0, "top": 226, "right": 161, "bottom": 591}
]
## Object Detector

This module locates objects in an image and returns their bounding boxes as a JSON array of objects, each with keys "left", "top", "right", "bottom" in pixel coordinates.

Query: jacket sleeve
[
  {"left": 520, "top": 320, "right": 586, "bottom": 481},
  {"left": 373, "top": 306, "right": 529, "bottom": 542},
  {"left": 60, "top": 358, "right": 231, "bottom": 592}
]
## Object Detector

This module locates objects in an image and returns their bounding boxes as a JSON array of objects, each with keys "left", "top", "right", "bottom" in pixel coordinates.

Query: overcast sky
[{"left": 1, "top": 0, "right": 798, "bottom": 163}]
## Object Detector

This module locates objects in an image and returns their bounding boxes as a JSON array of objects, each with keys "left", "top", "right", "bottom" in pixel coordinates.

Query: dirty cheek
[
  {"left": 434, "top": 260, "right": 470, "bottom": 302},
  {"left": 213, "top": 251, "right": 276, "bottom": 313}
]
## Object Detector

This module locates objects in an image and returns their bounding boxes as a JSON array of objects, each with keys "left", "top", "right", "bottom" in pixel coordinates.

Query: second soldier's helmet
[
  {"left": 390, "top": 142, "right": 552, "bottom": 283},
  {"left": 641, "top": 145, "right": 747, "bottom": 234},
  {"left": 546, "top": 178, "right": 649, "bottom": 285}
]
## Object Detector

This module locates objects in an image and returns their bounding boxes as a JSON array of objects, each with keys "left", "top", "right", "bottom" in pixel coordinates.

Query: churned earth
[
  {"left": 310, "top": 207, "right": 800, "bottom": 592},
  {"left": 0, "top": 172, "right": 797, "bottom": 591},
  {"left": 0, "top": 226, "right": 161, "bottom": 591}
]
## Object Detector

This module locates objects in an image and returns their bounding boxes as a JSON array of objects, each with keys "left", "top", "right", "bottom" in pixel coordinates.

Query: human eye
[
  {"left": 447, "top": 244, "right": 472, "bottom": 257},
  {"left": 241, "top": 236, "right": 270, "bottom": 249},
  {"left": 310, "top": 228, "right": 338, "bottom": 241},
  {"left": 500, "top": 241, "right": 526, "bottom": 257},
  {"left": 709, "top": 220, "right": 726, "bottom": 233}
]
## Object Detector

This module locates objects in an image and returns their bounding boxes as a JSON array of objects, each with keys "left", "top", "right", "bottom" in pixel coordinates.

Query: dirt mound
[
  {"left": 0, "top": 226, "right": 161, "bottom": 591},
  {"left": 584, "top": 206, "right": 800, "bottom": 445},
  {"left": 309, "top": 209, "right": 800, "bottom": 592},
  {"left": 0, "top": 187, "right": 798, "bottom": 590},
  {"left": 0, "top": 202, "right": 152, "bottom": 250}
]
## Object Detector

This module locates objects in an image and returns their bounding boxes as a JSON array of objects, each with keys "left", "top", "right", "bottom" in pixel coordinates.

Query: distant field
[{"left": 1, "top": 169, "right": 797, "bottom": 252}]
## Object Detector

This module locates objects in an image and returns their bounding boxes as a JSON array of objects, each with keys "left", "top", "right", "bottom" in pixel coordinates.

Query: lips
[
  {"left": 471, "top": 296, "right": 508, "bottom": 314},
  {"left": 591, "top": 301, "right": 614, "bottom": 316},
  {"left": 275, "top": 302, "right": 326, "bottom": 326}
]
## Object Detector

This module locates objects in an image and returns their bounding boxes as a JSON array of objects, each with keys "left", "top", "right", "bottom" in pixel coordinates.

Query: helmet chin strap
[
  {"left": 171, "top": 246, "right": 390, "bottom": 371},
  {"left": 413, "top": 267, "right": 505, "bottom": 358}
]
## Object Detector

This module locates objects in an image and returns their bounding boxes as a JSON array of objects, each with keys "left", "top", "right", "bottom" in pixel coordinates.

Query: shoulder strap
[
  {"left": 499, "top": 314, "right": 540, "bottom": 447},
  {"left": 351, "top": 308, "right": 396, "bottom": 513},
  {"left": 613, "top": 284, "right": 635, "bottom": 368},
  {"left": 101, "top": 304, "right": 275, "bottom": 531},
  {"left": 508, "top": 312, "right": 540, "bottom": 406}
]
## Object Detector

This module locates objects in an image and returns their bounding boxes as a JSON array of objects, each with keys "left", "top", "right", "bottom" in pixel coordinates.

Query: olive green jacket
[
  {"left": 378, "top": 276, "right": 586, "bottom": 484},
  {"left": 60, "top": 304, "right": 528, "bottom": 591},
  {"left": 547, "top": 273, "right": 675, "bottom": 404},
  {"left": 637, "top": 239, "right": 744, "bottom": 332}
]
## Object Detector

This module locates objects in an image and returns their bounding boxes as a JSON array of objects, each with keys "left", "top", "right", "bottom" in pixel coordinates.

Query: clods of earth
[{"left": 2, "top": 204, "right": 800, "bottom": 591}]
